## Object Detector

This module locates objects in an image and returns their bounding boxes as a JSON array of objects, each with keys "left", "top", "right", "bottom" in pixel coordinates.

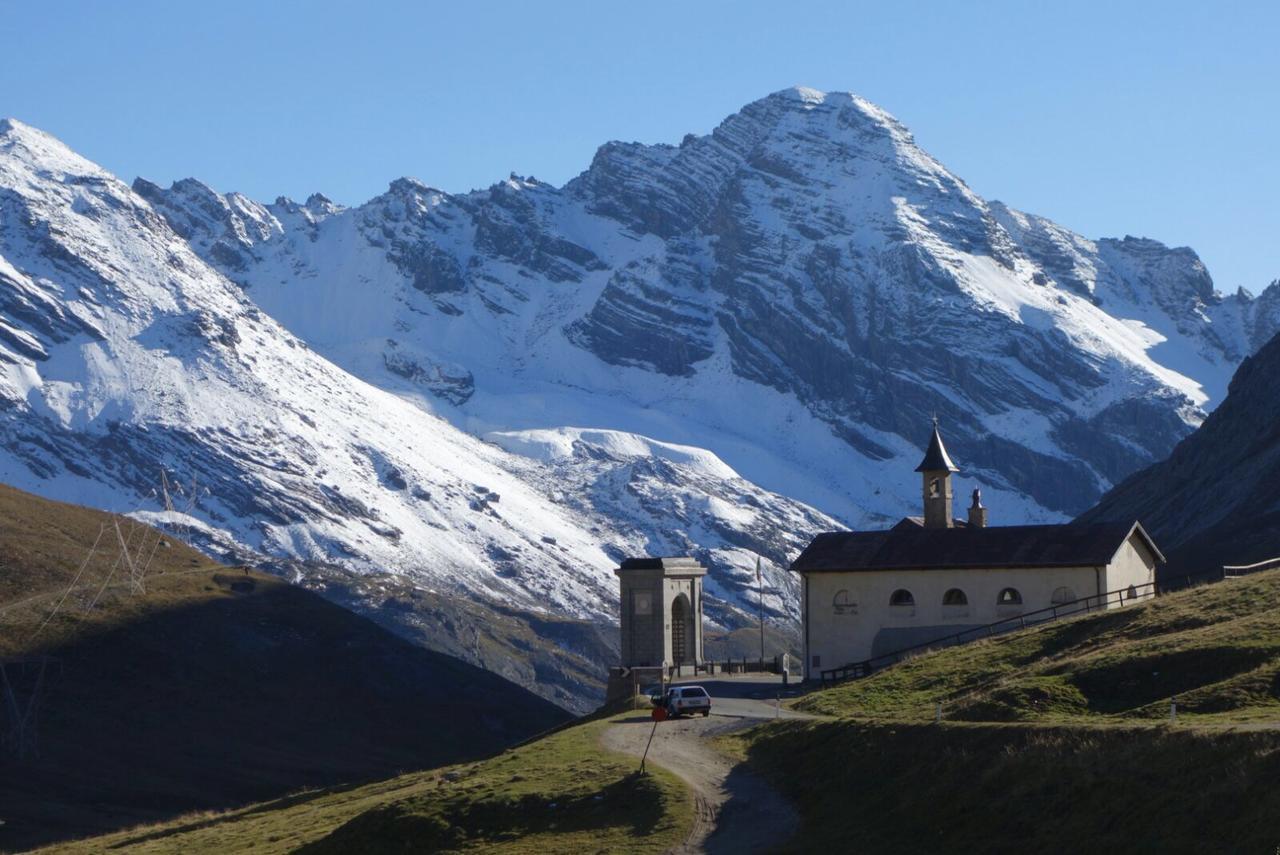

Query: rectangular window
[{"left": 811, "top": 655, "right": 821, "bottom": 667}]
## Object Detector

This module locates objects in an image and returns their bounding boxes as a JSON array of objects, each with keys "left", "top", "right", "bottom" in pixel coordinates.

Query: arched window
[
  {"left": 889, "top": 589, "right": 915, "bottom": 607},
  {"left": 997, "top": 588, "right": 1023, "bottom": 605},
  {"left": 929, "top": 478, "right": 941, "bottom": 498},
  {"left": 1051, "top": 586, "right": 1077, "bottom": 605},
  {"left": 942, "top": 588, "right": 968, "bottom": 606},
  {"left": 832, "top": 589, "right": 857, "bottom": 615},
  {"left": 1126, "top": 584, "right": 1139, "bottom": 601}
]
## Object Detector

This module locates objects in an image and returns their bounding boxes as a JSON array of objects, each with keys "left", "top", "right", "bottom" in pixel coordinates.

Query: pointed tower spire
[
  {"left": 915, "top": 420, "right": 958, "bottom": 528},
  {"left": 915, "top": 421, "right": 959, "bottom": 474}
]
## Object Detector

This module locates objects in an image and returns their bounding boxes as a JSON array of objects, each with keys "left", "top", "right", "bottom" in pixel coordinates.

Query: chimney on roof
[
  {"left": 968, "top": 488, "right": 987, "bottom": 528},
  {"left": 915, "top": 418, "right": 959, "bottom": 529}
]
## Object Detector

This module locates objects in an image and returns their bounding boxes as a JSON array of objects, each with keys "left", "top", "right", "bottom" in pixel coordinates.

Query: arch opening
[
  {"left": 889, "top": 589, "right": 915, "bottom": 607},
  {"left": 997, "top": 587, "right": 1023, "bottom": 606},
  {"left": 671, "top": 593, "right": 693, "bottom": 664},
  {"left": 1051, "top": 586, "right": 1077, "bottom": 606}
]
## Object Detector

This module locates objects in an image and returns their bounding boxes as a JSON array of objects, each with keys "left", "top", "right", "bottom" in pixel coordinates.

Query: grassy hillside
[
  {"left": 37, "top": 716, "right": 691, "bottom": 854},
  {"left": 0, "top": 483, "right": 568, "bottom": 852},
  {"left": 724, "top": 571, "right": 1280, "bottom": 853},
  {"left": 731, "top": 721, "right": 1280, "bottom": 855},
  {"left": 796, "top": 569, "right": 1280, "bottom": 723}
]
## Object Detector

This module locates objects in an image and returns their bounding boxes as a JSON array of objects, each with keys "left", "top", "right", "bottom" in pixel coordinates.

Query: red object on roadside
[{"left": 651, "top": 705, "right": 668, "bottom": 722}]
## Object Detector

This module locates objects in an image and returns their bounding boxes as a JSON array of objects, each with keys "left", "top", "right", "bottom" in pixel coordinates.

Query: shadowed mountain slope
[
  {"left": 0, "top": 483, "right": 568, "bottom": 852},
  {"left": 1080, "top": 330, "right": 1280, "bottom": 574}
]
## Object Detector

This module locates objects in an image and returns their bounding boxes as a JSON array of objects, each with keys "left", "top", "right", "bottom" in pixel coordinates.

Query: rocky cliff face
[
  {"left": 139, "top": 88, "right": 1278, "bottom": 524},
  {"left": 1080, "top": 330, "right": 1280, "bottom": 575}
]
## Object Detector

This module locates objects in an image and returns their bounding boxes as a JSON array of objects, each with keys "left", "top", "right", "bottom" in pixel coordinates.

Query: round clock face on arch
[{"left": 634, "top": 591, "right": 653, "bottom": 615}]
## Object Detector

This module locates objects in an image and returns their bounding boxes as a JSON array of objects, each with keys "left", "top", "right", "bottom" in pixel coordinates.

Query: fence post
[
  {"left": 935, "top": 702, "right": 942, "bottom": 723},
  {"left": 1170, "top": 696, "right": 1177, "bottom": 722}
]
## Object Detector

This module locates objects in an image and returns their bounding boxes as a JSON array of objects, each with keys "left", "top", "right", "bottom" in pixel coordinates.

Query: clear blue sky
[{"left": 2, "top": 0, "right": 1277, "bottom": 290}]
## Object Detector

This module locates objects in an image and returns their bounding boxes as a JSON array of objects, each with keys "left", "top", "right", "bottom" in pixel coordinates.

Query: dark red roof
[{"left": 791, "top": 520, "right": 1164, "bottom": 572}]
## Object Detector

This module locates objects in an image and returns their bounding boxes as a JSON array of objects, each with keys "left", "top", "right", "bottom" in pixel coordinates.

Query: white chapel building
[{"left": 791, "top": 423, "right": 1164, "bottom": 681}]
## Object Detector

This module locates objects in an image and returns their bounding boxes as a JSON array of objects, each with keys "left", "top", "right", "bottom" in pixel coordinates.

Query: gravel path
[{"left": 600, "top": 677, "right": 810, "bottom": 854}]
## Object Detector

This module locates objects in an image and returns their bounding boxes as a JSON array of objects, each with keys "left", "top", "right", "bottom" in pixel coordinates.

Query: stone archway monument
[{"left": 615, "top": 556, "right": 707, "bottom": 674}]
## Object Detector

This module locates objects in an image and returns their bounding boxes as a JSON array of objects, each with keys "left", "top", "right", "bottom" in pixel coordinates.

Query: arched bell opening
[{"left": 670, "top": 593, "right": 694, "bottom": 664}]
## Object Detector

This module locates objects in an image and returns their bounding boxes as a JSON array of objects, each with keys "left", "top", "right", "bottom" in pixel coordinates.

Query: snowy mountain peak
[
  {"left": 773, "top": 85, "right": 827, "bottom": 103},
  {"left": 0, "top": 117, "right": 111, "bottom": 180},
  {"left": 0, "top": 116, "right": 59, "bottom": 144},
  {"left": 745, "top": 86, "right": 945, "bottom": 170},
  {"left": 267, "top": 192, "right": 343, "bottom": 227},
  {"left": 131, "top": 176, "right": 282, "bottom": 274},
  {"left": 387, "top": 176, "right": 445, "bottom": 199},
  {"left": 304, "top": 192, "right": 341, "bottom": 215},
  {"left": 762, "top": 86, "right": 915, "bottom": 136}
]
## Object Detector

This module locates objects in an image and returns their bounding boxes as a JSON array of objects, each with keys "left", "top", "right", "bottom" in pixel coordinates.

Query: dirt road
[{"left": 600, "top": 676, "right": 810, "bottom": 854}]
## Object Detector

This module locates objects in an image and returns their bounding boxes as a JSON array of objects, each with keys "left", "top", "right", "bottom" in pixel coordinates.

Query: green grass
[
  {"left": 39, "top": 717, "right": 692, "bottom": 855},
  {"left": 795, "top": 570, "right": 1280, "bottom": 724},
  {"left": 730, "top": 719, "right": 1280, "bottom": 855}
]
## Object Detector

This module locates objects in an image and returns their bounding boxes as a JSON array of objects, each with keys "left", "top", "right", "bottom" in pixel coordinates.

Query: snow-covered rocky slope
[
  {"left": 135, "top": 87, "right": 1279, "bottom": 529},
  {"left": 0, "top": 118, "right": 829, "bottom": 650}
]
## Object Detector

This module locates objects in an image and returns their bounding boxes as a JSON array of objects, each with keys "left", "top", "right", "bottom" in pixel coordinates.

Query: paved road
[
  {"left": 600, "top": 675, "right": 813, "bottom": 853},
  {"left": 668, "top": 674, "right": 811, "bottom": 720}
]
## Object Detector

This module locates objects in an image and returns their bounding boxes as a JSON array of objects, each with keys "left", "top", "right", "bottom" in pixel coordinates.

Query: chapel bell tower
[
  {"left": 915, "top": 419, "right": 959, "bottom": 529},
  {"left": 615, "top": 556, "right": 707, "bottom": 671}
]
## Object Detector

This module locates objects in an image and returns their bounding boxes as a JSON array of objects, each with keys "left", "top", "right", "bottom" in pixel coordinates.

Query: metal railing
[
  {"left": 818, "top": 566, "right": 1234, "bottom": 688},
  {"left": 1223, "top": 557, "right": 1280, "bottom": 577}
]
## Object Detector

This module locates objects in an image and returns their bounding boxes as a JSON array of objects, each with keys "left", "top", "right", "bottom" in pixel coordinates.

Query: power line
[
  {"left": 25, "top": 524, "right": 105, "bottom": 646},
  {"left": 114, "top": 518, "right": 143, "bottom": 595}
]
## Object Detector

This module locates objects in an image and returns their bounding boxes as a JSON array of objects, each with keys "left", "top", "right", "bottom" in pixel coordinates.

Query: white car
[{"left": 664, "top": 685, "right": 712, "bottom": 717}]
